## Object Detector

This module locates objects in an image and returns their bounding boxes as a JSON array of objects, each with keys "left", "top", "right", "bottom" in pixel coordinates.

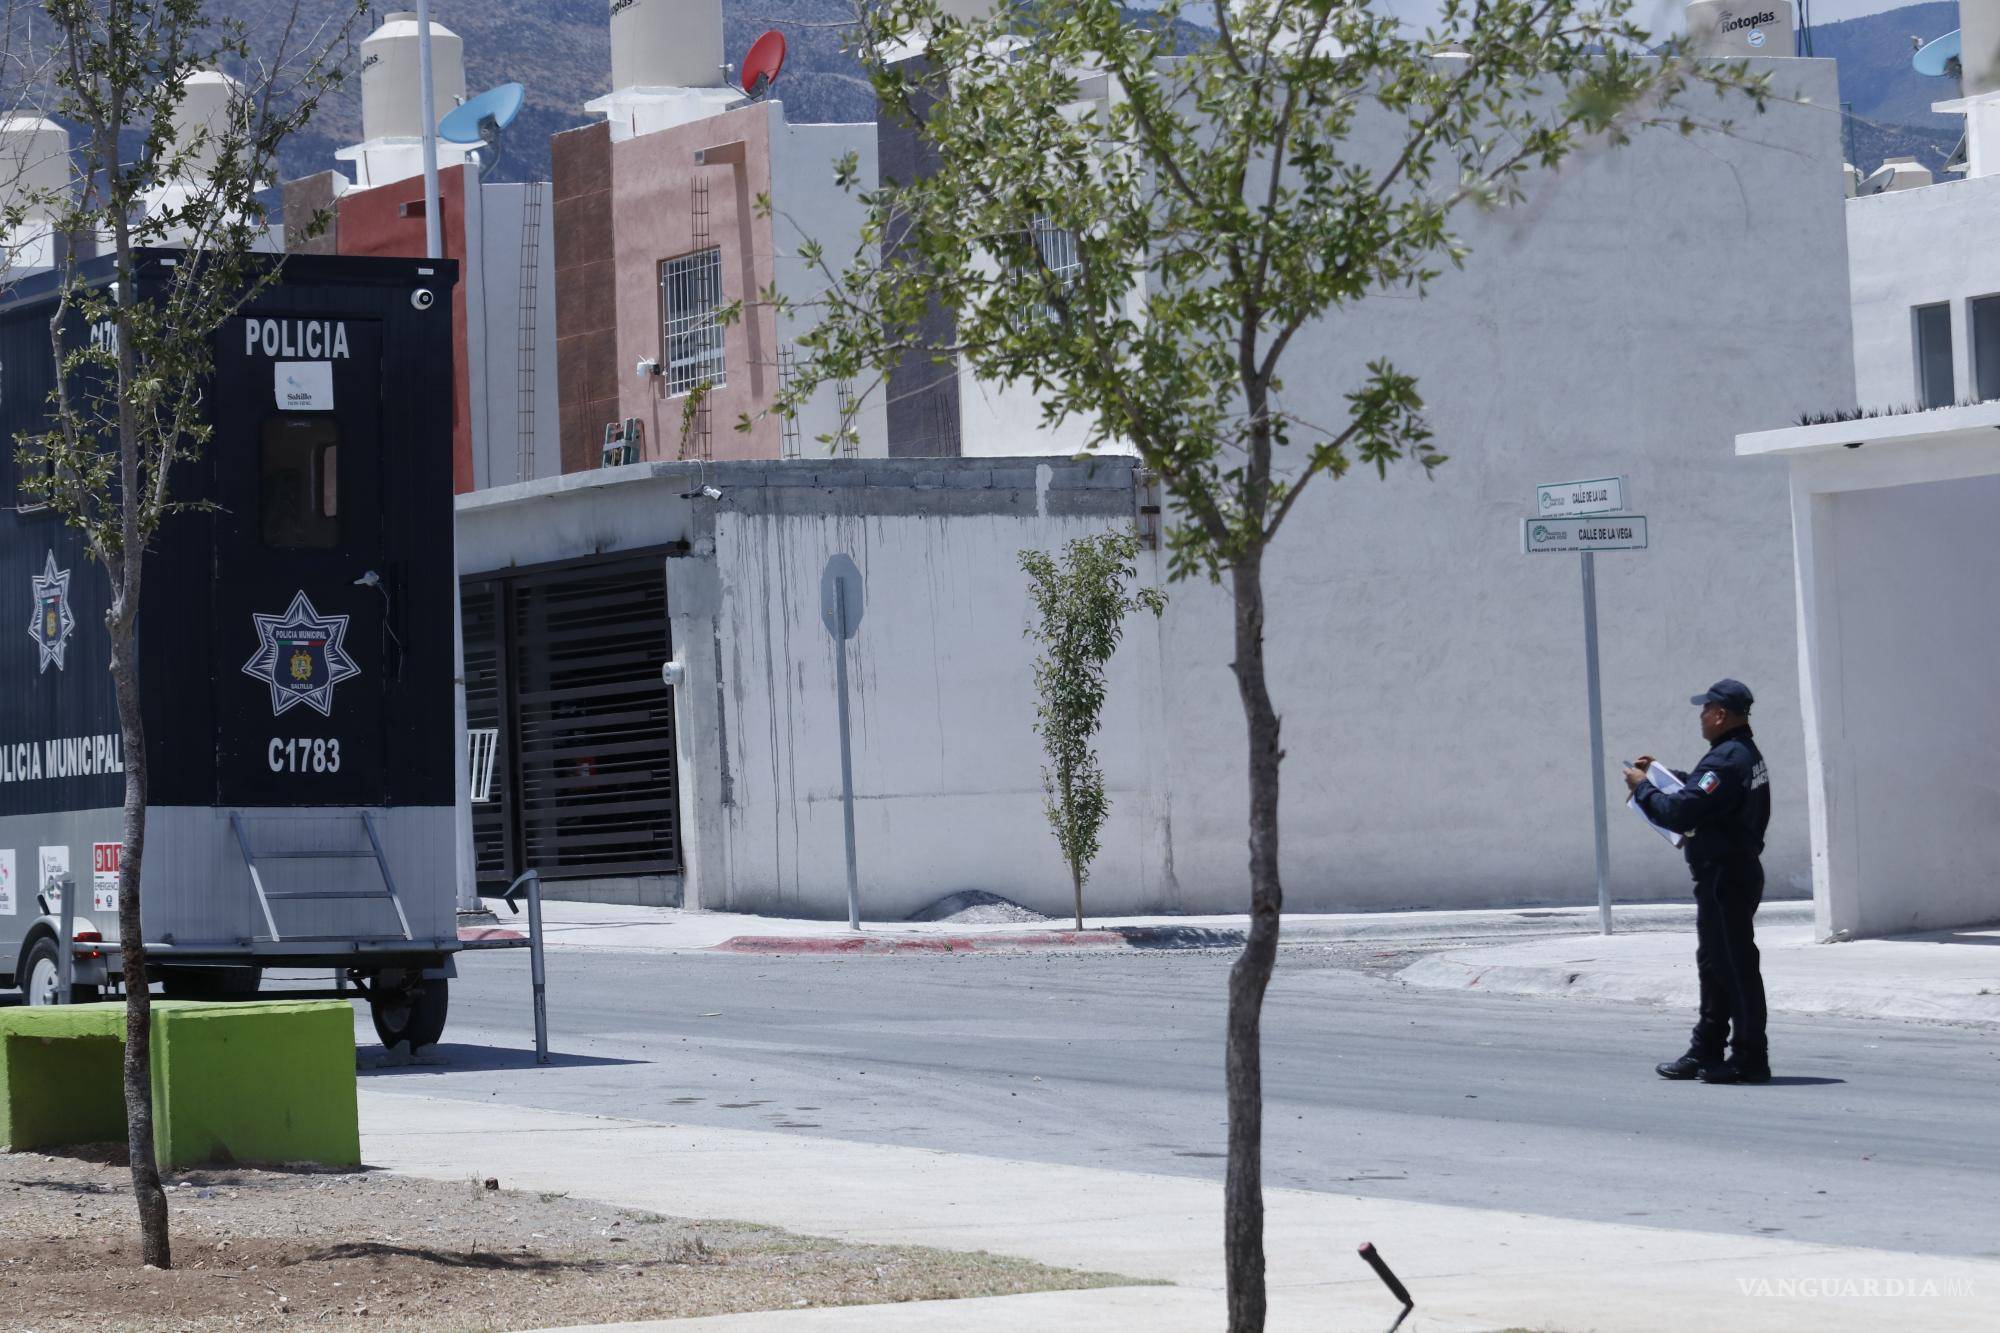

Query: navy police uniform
[{"left": 1633, "top": 680, "right": 1772, "bottom": 1074}]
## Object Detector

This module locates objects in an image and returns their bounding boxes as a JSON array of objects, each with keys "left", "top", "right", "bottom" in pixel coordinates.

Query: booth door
[{"left": 210, "top": 318, "right": 390, "bottom": 807}]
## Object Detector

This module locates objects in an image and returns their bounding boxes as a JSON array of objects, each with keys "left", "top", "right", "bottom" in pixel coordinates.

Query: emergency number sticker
[
  {"left": 0, "top": 848, "right": 14, "bottom": 915},
  {"left": 93, "top": 842, "right": 120, "bottom": 912},
  {"left": 1697, "top": 771, "right": 1721, "bottom": 795}
]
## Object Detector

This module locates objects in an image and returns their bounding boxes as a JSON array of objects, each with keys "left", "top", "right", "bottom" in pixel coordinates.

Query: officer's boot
[{"left": 1655, "top": 1052, "right": 1724, "bottom": 1080}]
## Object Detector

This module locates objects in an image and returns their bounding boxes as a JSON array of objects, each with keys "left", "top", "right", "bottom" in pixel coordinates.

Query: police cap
[{"left": 1690, "top": 678, "right": 1754, "bottom": 713}]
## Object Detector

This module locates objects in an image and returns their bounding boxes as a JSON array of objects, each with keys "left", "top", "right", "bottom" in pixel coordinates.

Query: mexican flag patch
[{"left": 1697, "top": 770, "right": 1721, "bottom": 794}]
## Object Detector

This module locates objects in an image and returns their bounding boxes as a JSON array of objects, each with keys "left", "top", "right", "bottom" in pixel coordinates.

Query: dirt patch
[{"left": 0, "top": 1148, "right": 1133, "bottom": 1330}]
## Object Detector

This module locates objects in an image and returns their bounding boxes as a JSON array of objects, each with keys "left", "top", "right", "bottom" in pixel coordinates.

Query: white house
[{"left": 1735, "top": 0, "right": 2000, "bottom": 939}]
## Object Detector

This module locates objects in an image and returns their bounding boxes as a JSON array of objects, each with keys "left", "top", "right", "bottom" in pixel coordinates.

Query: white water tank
[
  {"left": 1684, "top": 0, "right": 1797, "bottom": 57},
  {"left": 1856, "top": 156, "right": 1933, "bottom": 194},
  {"left": 610, "top": 0, "right": 725, "bottom": 91},
  {"left": 169, "top": 70, "right": 243, "bottom": 176},
  {"left": 0, "top": 116, "right": 72, "bottom": 213},
  {"left": 360, "top": 11, "right": 466, "bottom": 141},
  {"left": 1965, "top": 0, "right": 2000, "bottom": 97}
]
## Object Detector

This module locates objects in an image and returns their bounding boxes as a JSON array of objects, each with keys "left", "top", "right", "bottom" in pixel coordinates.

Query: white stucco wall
[
  {"left": 958, "top": 59, "right": 1851, "bottom": 468},
  {"left": 465, "top": 181, "right": 561, "bottom": 488},
  {"left": 700, "top": 472, "right": 1167, "bottom": 918},
  {"left": 1847, "top": 171, "right": 2000, "bottom": 409},
  {"left": 1815, "top": 476, "right": 2000, "bottom": 934},
  {"left": 951, "top": 70, "right": 1134, "bottom": 461},
  {"left": 1145, "top": 62, "right": 1852, "bottom": 910},
  {"left": 768, "top": 113, "right": 889, "bottom": 458}
]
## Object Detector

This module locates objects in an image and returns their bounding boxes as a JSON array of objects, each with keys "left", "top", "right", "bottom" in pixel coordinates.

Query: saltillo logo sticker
[
  {"left": 242, "top": 590, "right": 360, "bottom": 717},
  {"left": 29, "top": 550, "right": 76, "bottom": 673},
  {"left": 276, "top": 361, "right": 335, "bottom": 411}
]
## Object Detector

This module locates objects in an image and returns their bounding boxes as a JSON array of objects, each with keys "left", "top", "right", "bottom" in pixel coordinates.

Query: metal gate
[{"left": 462, "top": 553, "right": 681, "bottom": 886}]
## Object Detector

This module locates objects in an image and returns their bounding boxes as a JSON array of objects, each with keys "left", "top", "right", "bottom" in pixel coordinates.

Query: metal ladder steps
[
  {"left": 258, "top": 933, "right": 413, "bottom": 944},
  {"left": 229, "top": 811, "right": 414, "bottom": 945}
]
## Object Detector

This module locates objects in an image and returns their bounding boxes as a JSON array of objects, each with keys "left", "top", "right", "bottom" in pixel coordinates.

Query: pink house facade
[{"left": 556, "top": 99, "right": 881, "bottom": 469}]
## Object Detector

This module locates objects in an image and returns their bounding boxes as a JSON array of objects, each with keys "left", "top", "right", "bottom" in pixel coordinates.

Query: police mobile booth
[{"left": 0, "top": 250, "right": 463, "bottom": 1050}]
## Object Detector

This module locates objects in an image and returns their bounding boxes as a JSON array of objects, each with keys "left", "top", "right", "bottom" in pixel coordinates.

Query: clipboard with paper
[{"left": 1627, "top": 763, "right": 1685, "bottom": 847}]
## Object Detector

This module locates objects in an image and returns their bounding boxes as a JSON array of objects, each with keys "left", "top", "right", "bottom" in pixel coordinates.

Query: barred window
[
  {"left": 1030, "top": 215, "right": 1082, "bottom": 291},
  {"left": 661, "top": 248, "right": 726, "bottom": 396}
]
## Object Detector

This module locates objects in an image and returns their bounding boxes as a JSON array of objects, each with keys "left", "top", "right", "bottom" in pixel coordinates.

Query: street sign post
[
  {"left": 821, "top": 554, "right": 865, "bottom": 930},
  {"left": 1523, "top": 482, "right": 1648, "bottom": 937}
]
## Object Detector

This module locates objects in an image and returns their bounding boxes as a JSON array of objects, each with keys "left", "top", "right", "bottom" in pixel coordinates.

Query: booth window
[
  {"left": 1913, "top": 302, "right": 1954, "bottom": 409},
  {"left": 1972, "top": 295, "right": 2000, "bottom": 404},
  {"left": 260, "top": 416, "right": 340, "bottom": 548}
]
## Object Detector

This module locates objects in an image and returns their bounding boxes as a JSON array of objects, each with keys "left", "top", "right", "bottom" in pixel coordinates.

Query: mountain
[
  {"left": 19, "top": 2, "right": 1976, "bottom": 184},
  {"left": 243, "top": 0, "right": 880, "bottom": 187},
  {"left": 1806, "top": 1, "right": 1964, "bottom": 172},
  {"left": 265, "top": 0, "right": 1989, "bottom": 182}
]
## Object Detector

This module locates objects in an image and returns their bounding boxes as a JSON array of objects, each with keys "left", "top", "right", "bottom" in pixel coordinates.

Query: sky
[{"left": 1143, "top": 0, "right": 1944, "bottom": 30}]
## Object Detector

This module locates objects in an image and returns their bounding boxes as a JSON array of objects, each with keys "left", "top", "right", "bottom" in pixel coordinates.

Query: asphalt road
[{"left": 355, "top": 940, "right": 2000, "bottom": 1260}]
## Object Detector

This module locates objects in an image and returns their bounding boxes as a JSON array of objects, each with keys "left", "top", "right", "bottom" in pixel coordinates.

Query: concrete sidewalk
[
  {"left": 361, "top": 1088, "right": 1999, "bottom": 1332},
  {"left": 1400, "top": 920, "right": 2000, "bottom": 1026},
  {"left": 484, "top": 895, "right": 1813, "bottom": 956}
]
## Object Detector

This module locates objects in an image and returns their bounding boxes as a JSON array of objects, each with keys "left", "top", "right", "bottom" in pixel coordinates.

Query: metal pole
[
  {"left": 526, "top": 870, "right": 548, "bottom": 1065},
  {"left": 57, "top": 874, "right": 75, "bottom": 1003},
  {"left": 1581, "top": 552, "right": 1613, "bottom": 935},
  {"left": 834, "top": 581, "right": 861, "bottom": 931},
  {"left": 502, "top": 869, "right": 550, "bottom": 1063},
  {"left": 415, "top": 0, "right": 443, "bottom": 260},
  {"left": 450, "top": 553, "right": 478, "bottom": 914}
]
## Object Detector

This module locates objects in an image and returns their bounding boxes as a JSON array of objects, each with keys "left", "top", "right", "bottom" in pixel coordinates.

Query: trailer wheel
[
  {"left": 21, "top": 937, "right": 101, "bottom": 1006},
  {"left": 161, "top": 966, "right": 264, "bottom": 1000},
  {"left": 369, "top": 970, "right": 449, "bottom": 1052}
]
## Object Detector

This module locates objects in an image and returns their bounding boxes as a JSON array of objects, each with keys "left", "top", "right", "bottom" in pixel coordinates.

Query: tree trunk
[
  {"left": 1071, "top": 859, "right": 1084, "bottom": 932},
  {"left": 112, "top": 614, "right": 169, "bottom": 1268},
  {"left": 1224, "top": 551, "right": 1282, "bottom": 1333}
]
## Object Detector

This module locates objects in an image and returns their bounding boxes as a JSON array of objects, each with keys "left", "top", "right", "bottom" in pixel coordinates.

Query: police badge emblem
[
  {"left": 29, "top": 550, "right": 76, "bottom": 673},
  {"left": 241, "top": 590, "right": 360, "bottom": 717}
]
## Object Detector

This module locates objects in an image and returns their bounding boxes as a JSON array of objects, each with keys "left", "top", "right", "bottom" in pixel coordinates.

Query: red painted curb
[
  {"left": 711, "top": 931, "right": 1135, "bottom": 955},
  {"left": 458, "top": 925, "right": 529, "bottom": 949}
]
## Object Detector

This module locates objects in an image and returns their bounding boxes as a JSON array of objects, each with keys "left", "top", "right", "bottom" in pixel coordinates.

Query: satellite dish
[
  {"left": 1913, "top": 29, "right": 1960, "bottom": 78},
  {"left": 439, "top": 81, "right": 526, "bottom": 179},
  {"left": 741, "top": 31, "right": 787, "bottom": 100}
]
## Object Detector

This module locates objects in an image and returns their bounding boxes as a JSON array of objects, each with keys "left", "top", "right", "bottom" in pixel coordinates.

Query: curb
[
  {"left": 457, "top": 924, "right": 530, "bottom": 950},
  {"left": 711, "top": 925, "right": 1250, "bottom": 955},
  {"left": 1398, "top": 953, "right": 2000, "bottom": 1028}
]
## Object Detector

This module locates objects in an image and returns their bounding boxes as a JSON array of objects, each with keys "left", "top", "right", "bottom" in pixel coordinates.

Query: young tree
[
  {"left": 11, "top": 0, "right": 362, "bottom": 1269},
  {"left": 1021, "top": 530, "right": 1165, "bottom": 930},
  {"left": 769, "top": 1, "right": 1767, "bottom": 1325}
]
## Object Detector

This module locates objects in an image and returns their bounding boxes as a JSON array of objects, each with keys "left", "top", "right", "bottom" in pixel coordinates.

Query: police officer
[{"left": 1623, "top": 679, "right": 1772, "bottom": 1085}]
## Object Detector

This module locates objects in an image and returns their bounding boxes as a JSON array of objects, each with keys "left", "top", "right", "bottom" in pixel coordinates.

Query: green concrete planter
[{"left": 0, "top": 1000, "right": 360, "bottom": 1169}]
